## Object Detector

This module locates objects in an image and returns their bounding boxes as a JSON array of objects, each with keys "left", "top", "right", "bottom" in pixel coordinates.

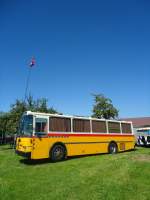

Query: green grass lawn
[{"left": 0, "top": 146, "right": 150, "bottom": 200}]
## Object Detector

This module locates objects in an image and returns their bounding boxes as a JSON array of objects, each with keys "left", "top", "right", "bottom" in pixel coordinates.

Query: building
[{"left": 122, "top": 117, "right": 150, "bottom": 129}]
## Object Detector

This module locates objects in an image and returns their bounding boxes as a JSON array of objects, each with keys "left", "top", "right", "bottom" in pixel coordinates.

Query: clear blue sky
[{"left": 0, "top": 0, "right": 149, "bottom": 117}]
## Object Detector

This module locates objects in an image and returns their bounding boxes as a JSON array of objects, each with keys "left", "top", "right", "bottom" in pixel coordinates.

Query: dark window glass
[
  {"left": 92, "top": 120, "right": 107, "bottom": 133},
  {"left": 73, "top": 119, "right": 90, "bottom": 132},
  {"left": 108, "top": 122, "right": 121, "bottom": 133},
  {"left": 35, "top": 118, "right": 47, "bottom": 134},
  {"left": 49, "top": 117, "right": 71, "bottom": 132},
  {"left": 121, "top": 123, "right": 132, "bottom": 134}
]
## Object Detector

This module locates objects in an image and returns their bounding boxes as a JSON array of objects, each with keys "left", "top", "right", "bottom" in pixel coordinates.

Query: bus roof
[{"left": 24, "top": 111, "right": 132, "bottom": 124}]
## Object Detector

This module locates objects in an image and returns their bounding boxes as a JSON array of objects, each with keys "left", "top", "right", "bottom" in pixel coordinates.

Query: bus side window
[
  {"left": 73, "top": 119, "right": 90, "bottom": 132},
  {"left": 121, "top": 123, "right": 132, "bottom": 134},
  {"left": 35, "top": 118, "right": 48, "bottom": 134},
  {"left": 49, "top": 117, "right": 71, "bottom": 132},
  {"left": 108, "top": 122, "right": 121, "bottom": 133},
  {"left": 92, "top": 120, "right": 107, "bottom": 133}
]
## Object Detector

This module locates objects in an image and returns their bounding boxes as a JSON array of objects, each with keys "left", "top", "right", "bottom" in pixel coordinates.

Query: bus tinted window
[
  {"left": 108, "top": 122, "right": 121, "bottom": 133},
  {"left": 92, "top": 120, "right": 107, "bottom": 133},
  {"left": 73, "top": 119, "right": 90, "bottom": 132},
  {"left": 49, "top": 117, "right": 71, "bottom": 132},
  {"left": 121, "top": 123, "right": 132, "bottom": 134}
]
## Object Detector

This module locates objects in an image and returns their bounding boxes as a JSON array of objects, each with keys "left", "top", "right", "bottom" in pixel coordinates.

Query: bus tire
[
  {"left": 50, "top": 144, "right": 67, "bottom": 162},
  {"left": 108, "top": 142, "right": 118, "bottom": 154}
]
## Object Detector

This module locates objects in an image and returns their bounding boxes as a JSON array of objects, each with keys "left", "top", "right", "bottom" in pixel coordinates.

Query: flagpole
[
  {"left": 24, "top": 57, "right": 35, "bottom": 103},
  {"left": 24, "top": 66, "right": 32, "bottom": 102}
]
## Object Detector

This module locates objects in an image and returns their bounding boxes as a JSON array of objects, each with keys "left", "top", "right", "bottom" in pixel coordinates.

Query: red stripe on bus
[{"left": 47, "top": 133, "right": 134, "bottom": 137}]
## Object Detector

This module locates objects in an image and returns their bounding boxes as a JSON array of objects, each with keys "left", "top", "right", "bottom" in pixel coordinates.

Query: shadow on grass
[
  {"left": 122, "top": 148, "right": 138, "bottom": 153},
  {"left": 20, "top": 158, "right": 50, "bottom": 165},
  {"left": 19, "top": 153, "right": 105, "bottom": 165},
  {"left": 19, "top": 148, "right": 137, "bottom": 165}
]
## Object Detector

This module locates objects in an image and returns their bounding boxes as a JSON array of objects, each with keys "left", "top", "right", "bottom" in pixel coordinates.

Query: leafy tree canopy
[
  {"left": 92, "top": 94, "right": 119, "bottom": 119},
  {"left": 0, "top": 96, "right": 58, "bottom": 135}
]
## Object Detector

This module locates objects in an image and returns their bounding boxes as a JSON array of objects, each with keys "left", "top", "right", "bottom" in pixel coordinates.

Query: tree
[
  {"left": 0, "top": 96, "right": 59, "bottom": 135},
  {"left": 92, "top": 94, "right": 119, "bottom": 119},
  {"left": 0, "top": 112, "right": 11, "bottom": 135}
]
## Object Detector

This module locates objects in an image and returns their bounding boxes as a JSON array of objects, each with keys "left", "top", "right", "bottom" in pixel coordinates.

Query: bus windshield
[{"left": 19, "top": 115, "right": 33, "bottom": 136}]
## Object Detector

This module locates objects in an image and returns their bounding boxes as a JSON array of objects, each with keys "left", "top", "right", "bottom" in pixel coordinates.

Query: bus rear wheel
[
  {"left": 108, "top": 142, "right": 118, "bottom": 154},
  {"left": 50, "top": 144, "right": 66, "bottom": 162}
]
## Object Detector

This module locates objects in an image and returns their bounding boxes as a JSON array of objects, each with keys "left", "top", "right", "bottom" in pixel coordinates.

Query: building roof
[{"left": 122, "top": 117, "right": 150, "bottom": 128}]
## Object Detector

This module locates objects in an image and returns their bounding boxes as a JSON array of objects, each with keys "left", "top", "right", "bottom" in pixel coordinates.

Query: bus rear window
[{"left": 20, "top": 115, "right": 33, "bottom": 136}]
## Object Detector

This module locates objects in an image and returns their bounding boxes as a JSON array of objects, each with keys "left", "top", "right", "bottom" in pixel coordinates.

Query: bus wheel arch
[
  {"left": 108, "top": 141, "right": 118, "bottom": 154},
  {"left": 50, "top": 142, "right": 67, "bottom": 162}
]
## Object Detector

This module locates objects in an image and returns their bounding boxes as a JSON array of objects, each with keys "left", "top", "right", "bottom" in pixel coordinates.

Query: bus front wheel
[
  {"left": 108, "top": 142, "right": 118, "bottom": 154},
  {"left": 50, "top": 144, "right": 66, "bottom": 162}
]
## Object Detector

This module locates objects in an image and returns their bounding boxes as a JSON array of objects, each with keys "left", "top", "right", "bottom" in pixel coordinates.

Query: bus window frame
[
  {"left": 107, "top": 121, "right": 121, "bottom": 134},
  {"left": 121, "top": 122, "right": 132, "bottom": 134},
  {"left": 34, "top": 115, "right": 49, "bottom": 136},
  {"left": 49, "top": 116, "right": 71, "bottom": 132},
  {"left": 91, "top": 119, "right": 107, "bottom": 134}
]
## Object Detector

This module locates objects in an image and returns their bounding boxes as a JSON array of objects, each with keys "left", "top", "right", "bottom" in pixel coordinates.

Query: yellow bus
[{"left": 16, "top": 111, "right": 135, "bottom": 161}]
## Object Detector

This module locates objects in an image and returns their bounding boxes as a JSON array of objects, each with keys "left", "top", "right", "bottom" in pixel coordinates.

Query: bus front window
[{"left": 20, "top": 115, "right": 33, "bottom": 136}]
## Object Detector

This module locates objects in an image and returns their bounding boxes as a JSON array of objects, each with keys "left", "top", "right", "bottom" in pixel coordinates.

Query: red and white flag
[{"left": 29, "top": 57, "right": 35, "bottom": 67}]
